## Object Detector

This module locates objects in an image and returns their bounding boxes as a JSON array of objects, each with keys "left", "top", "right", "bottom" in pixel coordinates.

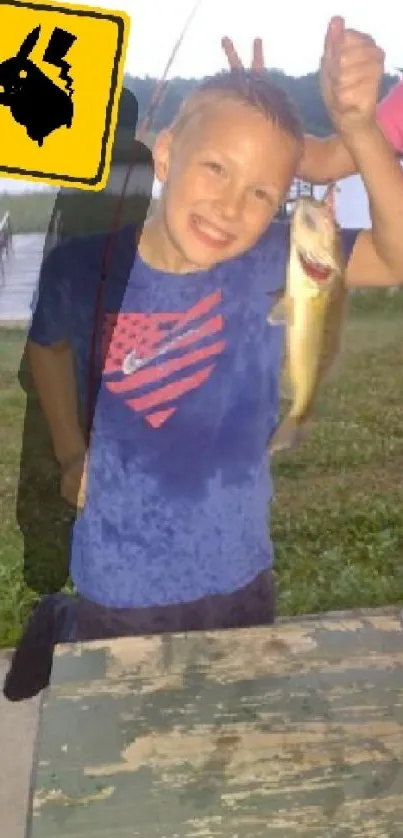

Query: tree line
[{"left": 124, "top": 70, "right": 400, "bottom": 137}]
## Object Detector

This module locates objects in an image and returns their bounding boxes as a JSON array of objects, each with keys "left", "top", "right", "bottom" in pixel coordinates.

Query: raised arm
[
  {"left": 319, "top": 17, "right": 403, "bottom": 287},
  {"left": 221, "top": 35, "right": 403, "bottom": 185},
  {"left": 299, "top": 81, "right": 403, "bottom": 183}
]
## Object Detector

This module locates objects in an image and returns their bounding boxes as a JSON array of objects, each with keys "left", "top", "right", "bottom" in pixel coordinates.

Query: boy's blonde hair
[{"left": 171, "top": 69, "right": 303, "bottom": 145}]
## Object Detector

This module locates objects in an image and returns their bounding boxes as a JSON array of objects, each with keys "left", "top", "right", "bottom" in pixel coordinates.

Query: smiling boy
[{"left": 4, "top": 19, "right": 403, "bottom": 701}]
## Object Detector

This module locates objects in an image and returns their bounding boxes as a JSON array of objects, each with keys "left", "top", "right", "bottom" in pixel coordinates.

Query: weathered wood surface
[{"left": 29, "top": 610, "right": 403, "bottom": 837}]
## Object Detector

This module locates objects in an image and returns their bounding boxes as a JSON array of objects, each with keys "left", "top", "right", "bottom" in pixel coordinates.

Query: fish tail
[{"left": 268, "top": 416, "right": 300, "bottom": 455}]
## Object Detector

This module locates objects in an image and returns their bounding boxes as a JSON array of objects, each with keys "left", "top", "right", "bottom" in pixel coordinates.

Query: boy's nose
[{"left": 216, "top": 184, "right": 245, "bottom": 220}]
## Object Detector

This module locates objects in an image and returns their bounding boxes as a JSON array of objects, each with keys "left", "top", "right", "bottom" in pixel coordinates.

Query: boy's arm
[
  {"left": 27, "top": 338, "right": 86, "bottom": 468},
  {"left": 28, "top": 246, "right": 86, "bottom": 469},
  {"left": 298, "top": 135, "right": 355, "bottom": 183},
  {"left": 299, "top": 81, "right": 403, "bottom": 184},
  {"left": 318, "top": 20, "right": 403, "bottom": 288},
  {"left": 220, "top": 35, "right": 403, "bottom": 186},
  {"left": 344, "top": 123, "right": 403, "bottom": 288}
]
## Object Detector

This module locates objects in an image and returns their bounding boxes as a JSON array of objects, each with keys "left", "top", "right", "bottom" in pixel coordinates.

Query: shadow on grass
[{"left": 16, "top": 354, "right": 74, "bottom": 594}]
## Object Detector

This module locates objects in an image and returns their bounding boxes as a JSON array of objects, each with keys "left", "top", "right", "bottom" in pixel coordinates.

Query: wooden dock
[{"left": 0, "top": 233, "right": 46, "bottom": 326}]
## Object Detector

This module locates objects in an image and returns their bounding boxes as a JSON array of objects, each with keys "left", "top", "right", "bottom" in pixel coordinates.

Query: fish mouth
[{"left": 298, "top": 250, "right": 332, "bottom": 283}]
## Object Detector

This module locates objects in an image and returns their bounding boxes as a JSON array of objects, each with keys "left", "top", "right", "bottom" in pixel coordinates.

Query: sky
[
  {"left": 1, "top": 0, "right": 402, "bottom": 196},
  {"left": 79, "top": 0, "right": 403, "bottom": 79}
]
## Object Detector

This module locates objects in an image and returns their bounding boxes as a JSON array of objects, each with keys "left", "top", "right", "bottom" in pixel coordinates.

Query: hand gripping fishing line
[{"left": 85, "top": 0, "right": 204, "bottom": 443}]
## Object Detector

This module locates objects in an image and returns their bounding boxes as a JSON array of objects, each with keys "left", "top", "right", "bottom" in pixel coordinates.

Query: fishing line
[{"left": 85, "top": 0, "right": 203, "bottom": 443}]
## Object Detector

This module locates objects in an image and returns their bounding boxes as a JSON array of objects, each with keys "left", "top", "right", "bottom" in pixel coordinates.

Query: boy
[{"left": 4, "top": 19, "right": 403, "bottom": 701}]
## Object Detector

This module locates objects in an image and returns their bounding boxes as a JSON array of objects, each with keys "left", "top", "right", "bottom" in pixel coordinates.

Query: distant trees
[{"left": 124, "top": 69, "right": 399, "bottom": 137}]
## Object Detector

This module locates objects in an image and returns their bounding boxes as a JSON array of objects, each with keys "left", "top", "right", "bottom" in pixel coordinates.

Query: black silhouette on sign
[{"left": 0, "top": 25, "right": 76, "bottom": 146}]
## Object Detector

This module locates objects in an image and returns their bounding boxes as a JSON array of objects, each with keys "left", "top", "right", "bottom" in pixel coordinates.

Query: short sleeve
[
  {"left": 377, "top": 81, "right": 403, "bottom": 154},
  {"left": 340, "top": 227, "right": 360, "bottom": 265},
  {"left": 28, "top": 242, "right": 70, "bottom": 346}
]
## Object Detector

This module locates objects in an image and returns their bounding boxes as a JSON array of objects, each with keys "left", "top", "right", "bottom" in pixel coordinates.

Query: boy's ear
[{"left": 152, "top": 129, "right": 173, "bottom": 183}]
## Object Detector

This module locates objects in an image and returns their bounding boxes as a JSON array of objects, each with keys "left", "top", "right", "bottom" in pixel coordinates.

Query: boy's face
[{"left": 152, "top": 98, "right": 301, "bottom": 272}]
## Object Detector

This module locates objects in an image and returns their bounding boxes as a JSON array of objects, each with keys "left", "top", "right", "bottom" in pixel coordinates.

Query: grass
[
  {"left": 272, "top": 297, "right": 403, "bottom": 616},
  {"left": 0, "top": 191, "right": 157, "bottom": 235},
  {"left": 1, "top": 298, "right": 403, "bottom": 647},
  {"left": 0, "top": 193, "right": 57, "bottom": 234}
]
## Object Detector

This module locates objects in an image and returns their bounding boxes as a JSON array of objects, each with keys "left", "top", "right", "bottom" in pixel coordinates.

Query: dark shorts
[
  {"left": 3, "top": 570, "right": 275, "bottom": 702},
  {"left": 75, "top": 568, "right": 276, "bottom": 640}
]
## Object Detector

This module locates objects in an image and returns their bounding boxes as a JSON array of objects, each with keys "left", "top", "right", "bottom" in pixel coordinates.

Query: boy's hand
[
  {"left": 60, "top": 451, "right": 87, "bottom": 509},
  {"left": 320, "top": 16, "right": 385, "bottom": 140},
  {"left": 221, "top": 37, "right": 265, "bottom": 71}
]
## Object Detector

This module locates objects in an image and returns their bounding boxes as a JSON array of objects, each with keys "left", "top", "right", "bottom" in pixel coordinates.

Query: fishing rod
[
  {"left": 105, "top": 0, "right": 204, "bottom": 250},
  {"left": 137, "top": 0, "right": 204, "bottom": 140},
  {"left": 108, "top": 0, "right": 204, "bottom": 239}
]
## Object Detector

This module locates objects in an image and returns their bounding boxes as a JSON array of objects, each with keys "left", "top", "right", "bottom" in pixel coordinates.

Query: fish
[{"left": 268, "top": 183, "right": 347, "bottom": 454}]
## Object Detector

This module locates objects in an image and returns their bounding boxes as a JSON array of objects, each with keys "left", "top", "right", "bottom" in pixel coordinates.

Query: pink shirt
[{"left": 377, "top": 81, "right": 403, "bottom": 153}]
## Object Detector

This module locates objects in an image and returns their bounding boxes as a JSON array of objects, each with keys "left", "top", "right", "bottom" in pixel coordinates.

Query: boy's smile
[
  {"left": 188, "top": 213, "right": 237, "bottom": 250},
  {"left": 141, "top": 99, "right": 301, "bottom": 274}
]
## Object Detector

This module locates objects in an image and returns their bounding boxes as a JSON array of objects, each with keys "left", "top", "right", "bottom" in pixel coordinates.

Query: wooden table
[{"left": 28, "top": 609, "right": 403, "bottom": 837}]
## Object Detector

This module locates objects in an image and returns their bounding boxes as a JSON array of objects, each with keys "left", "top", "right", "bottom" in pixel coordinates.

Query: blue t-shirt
[{"left": 29, "top": 221, "right": 358, "bottom": 608}]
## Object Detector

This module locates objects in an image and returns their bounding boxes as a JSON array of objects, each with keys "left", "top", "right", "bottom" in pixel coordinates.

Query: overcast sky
[{"left": 79, "top": 0, "right": 402, "bottom": 79}]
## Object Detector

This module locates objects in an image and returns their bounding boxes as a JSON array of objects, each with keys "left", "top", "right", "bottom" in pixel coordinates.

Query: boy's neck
[{"left": 138, "top": 211, "right": 204, "bottom": 275}]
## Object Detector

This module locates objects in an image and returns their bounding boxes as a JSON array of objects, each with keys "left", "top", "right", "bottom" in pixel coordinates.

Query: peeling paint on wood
[{"left": 28, "top": 609, "right": 403, "bottom": 837}]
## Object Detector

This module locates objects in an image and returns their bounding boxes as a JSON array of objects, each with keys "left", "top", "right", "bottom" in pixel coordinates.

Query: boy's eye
[
  {"left": 254, "top": 188, "right": 272, "bottom": 203},
  {"left": 203, "top": 161, "right": 225, "bottom": 175}
]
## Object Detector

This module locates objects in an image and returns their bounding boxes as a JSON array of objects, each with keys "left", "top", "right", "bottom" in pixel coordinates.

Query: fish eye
[{"left": 303, "top": 211, "right": 317, "bottom": 231}]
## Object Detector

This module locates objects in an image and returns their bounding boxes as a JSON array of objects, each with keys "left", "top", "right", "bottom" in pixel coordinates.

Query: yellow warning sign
[{"left": 0, "top": 0, "right": 130, "bottom": 190}]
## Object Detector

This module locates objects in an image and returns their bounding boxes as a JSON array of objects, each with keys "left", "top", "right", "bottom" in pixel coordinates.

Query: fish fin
[
  {"left": 269, "top": 416, "right": 313, "bottom": 455},
  {"left": 297, "top": 416, "right": 315, "bottom": 441},
  {"left": 268, "top": 416, "right": 300, "bottom": 454},
  {"left": 267, "top": 294, "right": 293, "bottom": 326}
]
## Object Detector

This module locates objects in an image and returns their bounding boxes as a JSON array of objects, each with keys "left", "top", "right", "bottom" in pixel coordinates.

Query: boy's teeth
[{"left": 195, "top": 217, "right": 230, "bottom": 241}]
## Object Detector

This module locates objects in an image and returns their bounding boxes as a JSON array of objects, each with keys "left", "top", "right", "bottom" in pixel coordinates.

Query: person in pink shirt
[{"left": 377, "top": 79, "right": 403, "bottom": 153}]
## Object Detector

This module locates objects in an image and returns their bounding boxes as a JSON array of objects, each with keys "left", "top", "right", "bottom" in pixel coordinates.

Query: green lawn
[
  {"left": 0, "top": 193, "right": 57, "bottom": 234},
  {"left": 1, "top": 299, "right": 403, "bottom": 647},
  {"left": 0, "top": 191, "right": 157, "bottom": 236}
]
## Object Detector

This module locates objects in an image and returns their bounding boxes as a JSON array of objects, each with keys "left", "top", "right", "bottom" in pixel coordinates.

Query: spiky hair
[{"left": 171, "top": 68, "right": 303, "bottom": 144}]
